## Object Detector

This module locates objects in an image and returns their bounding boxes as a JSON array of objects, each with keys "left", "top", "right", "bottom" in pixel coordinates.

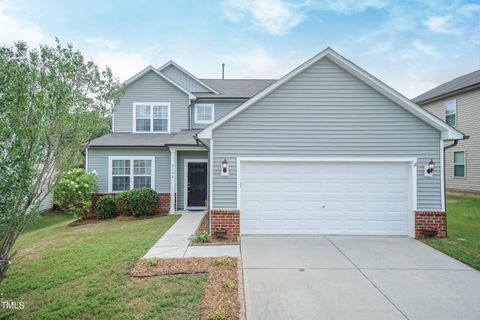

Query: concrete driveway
[{"left": 241, "top": 235, "right": 480, "bottom": 320}]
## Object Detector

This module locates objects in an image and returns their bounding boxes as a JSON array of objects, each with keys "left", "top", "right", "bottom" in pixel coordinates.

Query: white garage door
[{"left": 240, "top": 161, "right": 411, "bottom": 235}]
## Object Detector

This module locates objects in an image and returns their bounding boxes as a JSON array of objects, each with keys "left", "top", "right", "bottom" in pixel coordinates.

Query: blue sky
[{"left": 0, "top": 0, "right": 479, "bottom": 98}]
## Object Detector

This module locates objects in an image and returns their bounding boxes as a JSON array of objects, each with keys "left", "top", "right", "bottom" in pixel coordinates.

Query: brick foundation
[
  {"left": 90, "top": 192, "right": 171, "bottom": 217},
  {"left": 210, "top": 209, "right": 240, "bottom": 239},
  {"left": 415, "top": 210, "right": 446, "bottom": 238}
]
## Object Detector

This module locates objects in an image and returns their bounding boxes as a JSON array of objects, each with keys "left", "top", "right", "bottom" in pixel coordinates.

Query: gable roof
[
  {"left": 194, "top": 79, "right": 277, "bottom": 98},
  {"left": 197, "top": 47, "right": 464, "bottom": 141},
  {"left": 412, "top": 69, "right": 480, "bottom": 104},
  {"left": 158, "top": 61, "right": 219, "bottom": 94},
  {"left": 124, "top": 65, "right": 196, "bottom": 99}
]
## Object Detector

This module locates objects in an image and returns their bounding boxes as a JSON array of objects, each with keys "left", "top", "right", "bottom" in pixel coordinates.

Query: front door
[{"left": 187, "top": 162, "right": 207, "bottom": 208}]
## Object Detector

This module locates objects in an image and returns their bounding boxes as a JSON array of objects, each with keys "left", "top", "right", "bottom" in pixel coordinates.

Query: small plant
[
  {"left": 209, "top": 309, "right": 226, "bottom": 320},
  {"left": 226, "top": 279, "right": 236, "bottom": 289},
  {"left": 127, "top": 188, "right": 159, "bottom": 216},
  {"left": 216, "top": 257, "right": 228, "bottom": 267},
  {"left": 147, "top": 258, "right": 158, "bottom": 267},
  {"left": 115, "top": 192, "right": 130, "bottom": 214},
  {"left": 195, "top": 231, "right": 209, "bottom": 243},
  {"left": 96, "top": 195, "right": 116, "bottom": 219}
]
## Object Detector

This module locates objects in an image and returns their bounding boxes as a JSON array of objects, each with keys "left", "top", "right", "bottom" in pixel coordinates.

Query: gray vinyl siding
[
  {"left": 40, "top": 193, "right": 53, "bottom": 211},
  {"left": 113, "top": 70, "right": 190, "bottom": 133},
  {"left": 87, "top": 147, "right": 170, "bottom": 193},
  {"left": 212, "top": 58, "right": 442, "bottom": 210},
  {"left": 161, "top": 65, "right": 211, "bottom": 93},
  {"left": 421, "top": 89, "right": 480, "bottom": 193},
  {"left": 192, "top": 100, "right": 245, "bottom": 129},
  {"left": 176, "top": 151, "right": 209, "bottom": 209}
]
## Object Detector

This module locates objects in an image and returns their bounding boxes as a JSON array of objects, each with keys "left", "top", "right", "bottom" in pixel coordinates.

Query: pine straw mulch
[
  {"left": 68, "top": 213, "right": 169, "bottom": 226},
  {"left": 132, "top": 257, "right": 240, "bottom": 320},
  {"left": 190, "top": 216, "right": 240, "bottom": 246}
]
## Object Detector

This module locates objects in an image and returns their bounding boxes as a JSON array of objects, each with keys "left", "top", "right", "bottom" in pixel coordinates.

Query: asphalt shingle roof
[
  {"left": 412, "top": 69, "right": 480, "bottom": 104},
  {"left": 88, "top": 130, "right": 201, "bottom": 147},
  {"left": 195, "top": 79, "right": 277, "bottom": 98}
]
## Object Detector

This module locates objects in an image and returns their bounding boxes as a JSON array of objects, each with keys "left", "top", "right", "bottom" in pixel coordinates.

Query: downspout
[{"left": 443, "top": 135, "right": 469, "bottom": 212}]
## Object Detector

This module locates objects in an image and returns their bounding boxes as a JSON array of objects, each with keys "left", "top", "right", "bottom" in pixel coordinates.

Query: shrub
[
  {"left": 209, "top": 309, "right": 226, "bottom": 320},
  {"left": 147, "top": 258, "right": 158, "bottom": 267},
  {"left": 115, "top": 192, "right": 130, "bottom": 214},
  {"left": 127, "top": 188, "right": 159, "bottom": 217},
  {"left": 96, "top": 195, "right": 116, "bottom": 219},
  {"left": 226, "top": 280, "right": 236, "bottom": 289},
  {"left": 195, "top": 231, "right": 210, "bottom": 243},
  {"left": 216, "top": 257, "right": 228, "bottom": 267},
  {"left": 54, "top": 168, "right": 98, "bottom": 219}
]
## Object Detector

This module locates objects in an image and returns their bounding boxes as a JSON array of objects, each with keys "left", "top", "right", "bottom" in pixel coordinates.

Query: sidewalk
[{"left": 143, "top": 211, "right": 240, "bottom": 258}]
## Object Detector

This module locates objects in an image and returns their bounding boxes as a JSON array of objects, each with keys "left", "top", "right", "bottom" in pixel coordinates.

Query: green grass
[
  {"left": 21, "top": 211, "right": 74, "bottom": 234},
  {"left": 0, "top": 214, "right": 207, "bottom": 319},
  {"left": 424, "top": 193, "right": 480, "bottom": 270}
]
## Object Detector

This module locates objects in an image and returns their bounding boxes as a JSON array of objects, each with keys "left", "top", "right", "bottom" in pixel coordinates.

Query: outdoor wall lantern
[
  {"left": 426, "top": 159, "right": 435, "bottom": 174},
  {"left": 221, "top": 158, "right": 229, "bottom": 176}
]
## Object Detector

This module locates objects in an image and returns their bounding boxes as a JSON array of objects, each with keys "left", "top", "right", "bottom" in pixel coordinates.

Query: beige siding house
[{"left": 413, "top": 70, "right": 480, "bottom": 193}]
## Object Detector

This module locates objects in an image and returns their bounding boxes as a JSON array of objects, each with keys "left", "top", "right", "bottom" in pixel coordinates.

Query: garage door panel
[{"left": 240, "top": 161, "right": 411, "bottom": 235}]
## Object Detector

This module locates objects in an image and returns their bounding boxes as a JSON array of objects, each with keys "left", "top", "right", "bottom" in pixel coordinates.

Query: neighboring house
[
  {"left": 86, "top": 48, "right": 463, "bottom": 238},
  {"left": 413, "top": 70, "right": 479, "bottom": 194}
]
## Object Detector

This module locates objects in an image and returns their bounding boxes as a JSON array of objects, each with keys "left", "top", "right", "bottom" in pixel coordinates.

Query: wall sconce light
[
  {"left": 427, "top": 159, "right": 435, "bottom": 174},
  {"left": 221, "top": 158, "right": 229, "bottom": 176}
]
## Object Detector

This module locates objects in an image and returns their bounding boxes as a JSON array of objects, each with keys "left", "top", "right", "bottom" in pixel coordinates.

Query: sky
[{"left": 0, "top": 0, "right": 479, "bottom": 98}]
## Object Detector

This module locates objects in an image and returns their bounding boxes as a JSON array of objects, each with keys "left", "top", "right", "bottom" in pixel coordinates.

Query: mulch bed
[
  {"left": 68, "top": 213, "right": 169, "bottom": 226},
  {"left": 191, "top": 216, "right": 240, "bottom": 246},
  {"left": 132, "top": 257, "right": 240, "bottom": 320}
]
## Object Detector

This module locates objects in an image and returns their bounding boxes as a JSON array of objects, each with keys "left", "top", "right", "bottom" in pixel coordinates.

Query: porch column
[{"left": 169, "top": 148, "right": 177, "bottom": 214}]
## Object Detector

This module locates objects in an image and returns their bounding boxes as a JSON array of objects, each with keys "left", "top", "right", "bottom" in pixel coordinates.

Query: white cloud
[
  {"left": 83, "top": 37, "right": 120, "bottom": 50},
  {"left": 222, "top": 0, "right": 305, "bottom": 35},
  {"left": 400, "top": 40, "right": 439, "bottom": 59},
  {"left": 424, "top": 15, "right": 456, "bottom": 34},
  {"left": 318, "top": 0, "right": 387, "bottom": 15},
  {"left": 226, "top": 46, "right": 298, "bottom": 78},
  {"left": 0, "top": 2, "right": 47, "bottom": 46},
  {"left": 90, "top": 51, "right": 151, "bottom": 81}
]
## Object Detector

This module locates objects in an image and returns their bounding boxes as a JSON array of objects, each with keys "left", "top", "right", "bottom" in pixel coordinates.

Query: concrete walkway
[
  {"left": 242, "top": 235, "right": 480, "bottom": 320},
  {"left": 143, "top": 211, "right": 240, "bottom": 258}
]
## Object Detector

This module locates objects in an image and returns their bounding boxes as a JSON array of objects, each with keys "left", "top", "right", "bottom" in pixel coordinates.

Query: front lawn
[
  {"left": 424, "top": 193, "right": 480, "bottom": 270},
  {"left": 0, "top": 212, "right": 207, "bottom": 319}
]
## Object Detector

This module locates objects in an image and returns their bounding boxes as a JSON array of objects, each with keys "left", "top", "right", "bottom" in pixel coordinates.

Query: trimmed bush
[
  {"left": 115, "top": 192, "right": 130, "bottom": 215},
  {"left": 127, "top": 188, "right": 159, "bottom": 217},
  {"left": 96, "top": 195, "right": 116, "bottom": 219}
]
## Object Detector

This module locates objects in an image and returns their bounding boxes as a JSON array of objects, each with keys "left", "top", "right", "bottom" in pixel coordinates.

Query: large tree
[{"left": 0, "top": 40, "right": 123, "bottom": 280}]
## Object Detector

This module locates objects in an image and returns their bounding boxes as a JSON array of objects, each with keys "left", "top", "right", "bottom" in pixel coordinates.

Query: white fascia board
[
  {"left": 198, "top": 48, "right": 464, "bottom": 141},
  {"left": 158, "top": 60, "right": 220, "bottom": 94},
  {"left": 124, "top": 65, "right": 196, "bottom": 100}
]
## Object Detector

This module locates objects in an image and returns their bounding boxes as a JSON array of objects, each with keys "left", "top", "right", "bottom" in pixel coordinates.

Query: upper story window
[
  {"left": 133, "top": 103, "right": 170, "bottom": 133},
  {"left": 453, "top": 151, "right": 465, "bottom": 178},
  {"left": 110, "top": 156, "right": 155, "bottom": 192},
  {"left": 195, "top": 104, "right": 215, "bottom": 124},
  {"left": 444, "top": 99, "right": 456, "bottom": 127}
]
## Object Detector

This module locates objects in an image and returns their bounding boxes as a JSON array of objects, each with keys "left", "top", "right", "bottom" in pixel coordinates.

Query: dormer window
[
  {"left": 195, "top": 104, "right": 215, "bottom": 124},
  {"left": 133, "top": 103, "right": 170, "bottom": 133}
]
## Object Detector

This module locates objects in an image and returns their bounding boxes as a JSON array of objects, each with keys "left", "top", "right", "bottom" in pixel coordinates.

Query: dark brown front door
[{"left": 187, "top": 162, "right": 207, "bottom": 207}]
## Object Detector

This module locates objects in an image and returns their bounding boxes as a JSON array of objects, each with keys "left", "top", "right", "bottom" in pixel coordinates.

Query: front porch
[{"left": 169, "top": 146, "right": 209, "bottom": 213}]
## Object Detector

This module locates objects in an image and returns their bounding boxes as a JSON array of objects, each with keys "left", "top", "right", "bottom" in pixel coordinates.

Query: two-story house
[
  {"left": 413, "top": 70, "right": 479, "bottom": 194},
  {"left": 87, "top": 48, "right": 463, "bottom": 238}
]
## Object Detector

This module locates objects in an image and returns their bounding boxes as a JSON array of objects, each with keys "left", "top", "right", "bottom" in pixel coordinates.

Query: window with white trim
[
  {"left": 453, "top": 151, "right": 465, "bottom": 178},
  {"left": 195, "top": 104, "right": 214, "bottom": 124},
  {"left": 444, "top": 99, "right": 456, "bottom": 127},
  {"left": 134, "top": 103, "right": 170, "bottom": 133},
  {"left": 110, "top": 157, "right": 154, "bottom": 191}
]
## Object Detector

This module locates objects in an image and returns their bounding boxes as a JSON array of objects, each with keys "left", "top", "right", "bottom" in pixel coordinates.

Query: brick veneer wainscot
[
  {"left": 210, "top": 209, "right": 240, "bottom": 238},
  {"left": 90, "top": 192, "right": 171, "bottom": 217},
  {"left": 415, "top": 210, "right": 446, "bottom": 238}
]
